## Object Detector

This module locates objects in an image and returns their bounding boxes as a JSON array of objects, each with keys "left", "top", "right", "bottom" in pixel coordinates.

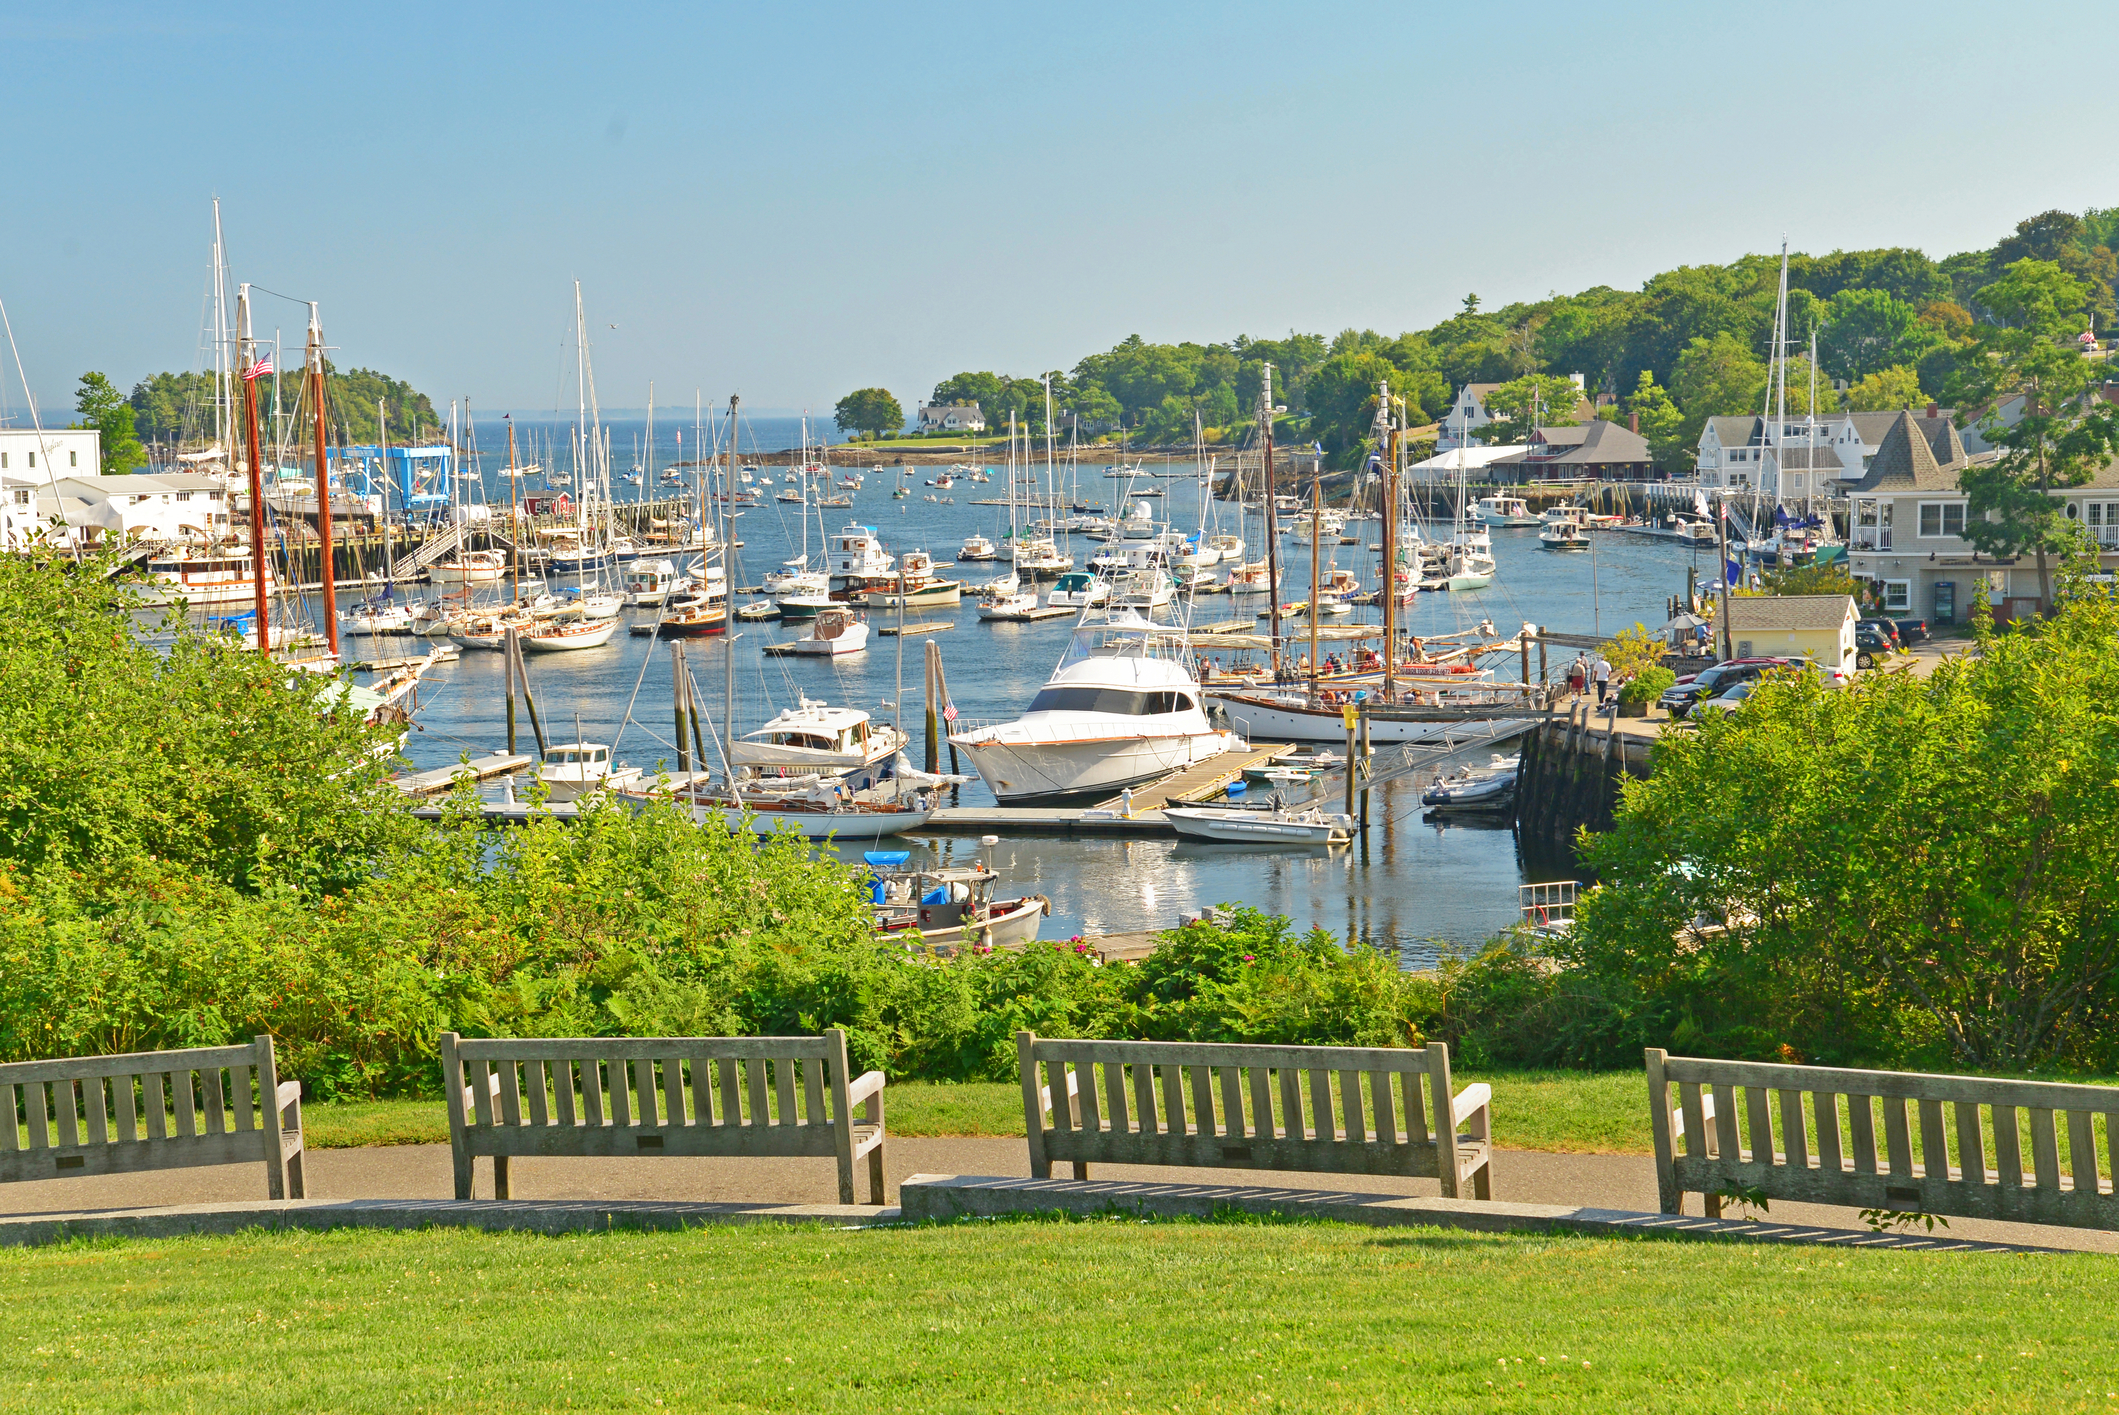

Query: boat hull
[
  {"left": 880, "top": 895, "right": 1047, "bottom": 953},
  {"left": 951, "top": 730, "right": 1231, "bottom": 804},
  {"left": 1163, "top": 807, "right": 1352, "bottom": 845},
  {"left": 690, "top": 803, "right": 934, "bottom": 840}
]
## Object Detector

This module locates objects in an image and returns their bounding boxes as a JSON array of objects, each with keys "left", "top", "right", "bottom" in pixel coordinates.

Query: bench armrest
[
  {"left": 847, "top": 1070, "right": 886, "bottom": 1108},
  {"left": 463, "top": 1071, "right": 502, "bottom": 1115},
  {"left": 1452, "top": 1082, "right": 1491, "bottom": 1131},
  {"left": 277, "top": 1079, "right": 303, "bottom": 1109}
]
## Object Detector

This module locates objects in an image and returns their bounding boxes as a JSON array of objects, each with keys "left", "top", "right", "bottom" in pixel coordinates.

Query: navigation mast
[{"left": 235, "top": 285, "right": 271, "bottom": 652}]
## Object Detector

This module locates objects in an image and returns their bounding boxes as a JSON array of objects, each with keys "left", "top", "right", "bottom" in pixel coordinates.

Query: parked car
[
  {"left": 1891, "top": 617, "right": 1931, "bottom": 645},
  {"left": 1688, "top": 680, "right": 1756, "bottom": 720},
  {"left": 1658, "top": 657, "right": 1792, "bottom": 718},
  {"left": 1857, "top": 617, "right": 1904, "bottom": 651},
  {"left": 1854, "top": 622, "right": 1898, "bottom": 670}
]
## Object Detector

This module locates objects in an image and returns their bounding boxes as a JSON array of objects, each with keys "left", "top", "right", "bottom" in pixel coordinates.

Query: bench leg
[
  {"left": 1469, "top": 1155, "right": 1491, "bottom": 1201},
  {"left": 493, "top": 1155, "right": 511, "bottom": 1201},
  {"left": 452, "top": 1147, "right": 474, "bottom": 1202},
  {"left": 1072, "top": 1161, "right": 1090, "bottom": 1180},
  {"left": 1702, "top": 1191, "right": 1721, "bottom": 1219},
  {"left": 867, "top": 1139, "right": 887, "bottom": 1206},
  {"left": 285, "top": 1142, "right": 307, "bottom": 1201}
]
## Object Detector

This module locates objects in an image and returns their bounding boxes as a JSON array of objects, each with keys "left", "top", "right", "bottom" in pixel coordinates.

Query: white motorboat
[
  {"left": 1475, "top": 495, "right": 1542, "bottom": 528},
  {"left": 1420, "top": 754, "right": 1520, "bottom": 810},
  {"left": 975, "top": 572, "right": 1041, "bottom": 621},
  {"left": 1224, "top": 560, "right": 1279, "bottom": 595},
  {"left": 958, "top": 533, "right": 998, "bottom": 562},
  {"left": 827, "top": 523, "right": 896, "bottom": 588},
  {"left": 732, "top": 698, "right": 906, "bottom": 781},
  {"left": 1045, "top": 570, "right": 1110, "bottom": 608},
  {"left": 572, "top": 589, "right": 625, "bottom": 620},
  {"left": 430, "top": 549, "right": 508, "bottom": 585},
  {"left": 1538, "top": 522, "right": 1590, "bottom": 551},
  {"left": 537, "top": 741, "right": 642, "bottom": 801},
  {"left": 1119, "top": 500, "right": 1158, "bottom": 539},
  {"left": 949, "top": 609, "right": 1242, "bottom": 803},
  {"left": 860, "top": 550, "right": 962, "bottom": 609},
  {"left": 1163, "top": 804, "right": 1355, "bottom": 845},
  {"left": 1011, "top": 536, "right": 1072, "bottom": 579},
  {"left": 778, "top": 605, "right": 869, "bottom": 655},
  {"left": 1205, "top": 532, "right": 1245, "bottom": 563},
  {"left": 342, "top": 600, "right": 418, "bottom": 636},
  {"left": 865, "top": 853, "right": 1048, "bottom": 951},
  {"left": 623, "top": 558, "right": 684, "bottom": 606}
]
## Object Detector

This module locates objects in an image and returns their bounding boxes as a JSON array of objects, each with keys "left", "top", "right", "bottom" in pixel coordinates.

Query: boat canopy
[{"left": 862, "top": 851, "right": 911, "bottom": 869}]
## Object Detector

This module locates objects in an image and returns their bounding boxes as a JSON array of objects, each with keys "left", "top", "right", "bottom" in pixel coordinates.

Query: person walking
[
  {"left": 1568, "top": 653, "right": 1587, "bottom": 698},
  {"left": 1593, "top": 655, "right": 1612, "bottom": 706}
]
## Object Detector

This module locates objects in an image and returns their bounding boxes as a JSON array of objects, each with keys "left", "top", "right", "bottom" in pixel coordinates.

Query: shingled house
[
  {"left": 1489, "top": 419, "right": 1655, "bottom": 481},
  {"left": 1846, "top": 409, "right": 2119, "bottom": 624}
]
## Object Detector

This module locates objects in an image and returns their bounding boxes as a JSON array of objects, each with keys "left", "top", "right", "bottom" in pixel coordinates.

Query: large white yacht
[
  {"left": 827, "top": 523, "right": 895, "bottom": 590},
  {"left": 949, "top": 609, "right": 1241, "bottom": 803},
  {"left": 732, "top": 699, "right": 906, "bottom": 781}
]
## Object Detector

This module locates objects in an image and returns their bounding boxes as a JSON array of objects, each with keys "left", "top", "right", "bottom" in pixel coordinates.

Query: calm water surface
[{"left": 347, "top": 422, "right": 1704, "bottom": 958}]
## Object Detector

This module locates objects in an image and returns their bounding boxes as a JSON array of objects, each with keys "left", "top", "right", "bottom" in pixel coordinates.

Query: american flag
[{"left": 243, "top": 355, "right": 274, "bottom": 382}]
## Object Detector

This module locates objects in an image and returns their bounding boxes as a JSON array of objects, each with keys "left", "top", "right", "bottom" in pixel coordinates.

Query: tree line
[
  {"left": 93, "top": 365, "right": 440, "bottom": 468},
  {"left": 840, "top": 206, "right": 2117, "bottom": 470}
]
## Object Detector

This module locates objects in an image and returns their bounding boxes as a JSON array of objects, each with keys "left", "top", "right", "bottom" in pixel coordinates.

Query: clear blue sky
[{"left": 3, "top": 1, "right": 2113, "bottom": 421}]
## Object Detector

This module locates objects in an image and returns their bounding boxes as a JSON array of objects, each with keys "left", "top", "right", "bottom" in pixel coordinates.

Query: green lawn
[
  {"left": 300, "top": 1071, "right": 1656, "bottom": 1153},
  {"left": 0, "top": 1220, "right": 2105, "bottom": 1412}
]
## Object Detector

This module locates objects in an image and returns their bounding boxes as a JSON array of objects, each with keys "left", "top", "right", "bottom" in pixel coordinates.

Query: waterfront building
[
  {"left": 916, "top": 403, "right": 986, "bottom": 434},
  {"left": 1845, "top": 408, "right": 2119, "bottom": 624},
  {"left": 1721, "top": 593, "right": 1859, "bottom": 669},
  {"left": 0, "top": 427, "right": 100, "bottom": 480},
  {"left": 1488, "top": 419, "right": 1655, "bottom": 481}
]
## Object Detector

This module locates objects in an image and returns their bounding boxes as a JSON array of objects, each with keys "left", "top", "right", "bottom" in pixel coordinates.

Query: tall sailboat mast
[
  {"left": 1260, "top": 363, "right": 1282, "bottom": 672},
  {"left": 1377, "top": 379, "right": 1396, "bottom": 703},
  {"left": 305, "top": 303, "right": 339, "bottom": 657},
  {"left": 722, "top": 395, "right": 740, "bottom": 780},
  {"left": 212, "top": 199, "right": 230, "bottom": 463},
  {"left": 235, "top": 285, "right": 271, "bottom": 652}
]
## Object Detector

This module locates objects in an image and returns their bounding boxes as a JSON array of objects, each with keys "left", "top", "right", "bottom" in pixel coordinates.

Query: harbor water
[{"left": 351, "top": 416, "right": 1709, "bottom": 962}]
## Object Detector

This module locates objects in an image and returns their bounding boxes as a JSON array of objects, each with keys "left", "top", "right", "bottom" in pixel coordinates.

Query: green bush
[{"left": 1617, "top": 666, "right": 1677, "bottom": 706}]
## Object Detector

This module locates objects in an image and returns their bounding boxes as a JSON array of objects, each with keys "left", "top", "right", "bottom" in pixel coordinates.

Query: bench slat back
[
  {"left": 1647, "top": 1049, "right": 2119, "bottom": 1230},
  {"left": 441, "top": 1033, "right": 858, "bottom": 1158},
  {"left": 0, "top": 1038, "right": 284, "bottom": 1186},
  {"left": 1019, "top": 1034, "right": 1461, "bottom": 1185}
]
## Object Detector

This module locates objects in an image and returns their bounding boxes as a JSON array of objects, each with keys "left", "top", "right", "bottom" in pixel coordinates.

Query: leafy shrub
[{"left": 1618, "top": 667, "right": 1677, "bottom": 705}]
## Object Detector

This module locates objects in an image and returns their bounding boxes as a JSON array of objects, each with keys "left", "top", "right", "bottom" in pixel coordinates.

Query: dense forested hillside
[
  {"left": 126, "top": 364, "right": 439, "bottom": 451},
  {"left": 924, "top": 207, "right": 2119, "bottom": 468}
]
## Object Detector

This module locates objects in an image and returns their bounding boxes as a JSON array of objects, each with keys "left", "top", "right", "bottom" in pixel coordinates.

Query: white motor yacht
[
  {"left": 827, "top": 523, "right": 896, "bottom": 589},
  {"left": 1163, "top": 804, "right": 1355, "bottom": 845},
  {"left": 1045, "top": 570, "right": 1110, "bottom": 608},
  {"left": 137, "top": 549, "right": 275, "bottom": 609},
  {"left": 623, "top": 558, "right": 683, "bottom": 607},
  {"left": 778, "top": 606, "right": 869, "bottom": 656},
  {"left": 537, "top": 742, "right": 642, "bottom": 801},
  {"left": 949, "top": 609, "right": 1242, "bottom": 803},
  {"left": 975, "top": 573, "right": 1042, "bottom": 621},
  {"left": 430, "top": 549, "right": 508, "bottom": 586},
  {"left": 958, "top": 533, "right": 998, "bottom": 562},
  {"left": 732, "top": 699, "right": 907, "bottom": 781},
  {"left": 1475, "top": 495, "right": 1542, "bottom": 528}
]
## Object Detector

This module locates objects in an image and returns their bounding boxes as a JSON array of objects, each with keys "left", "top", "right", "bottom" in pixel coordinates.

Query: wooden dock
[
  {"left": 878, "top": 621, "right": 957, "bottom": 637},
  {"left": 349, "top": 647, "right": 460, "bottom": 672},
  {"left": 1100, "top": 742, "right": 1294, "bottom": 811},
  {"left": 979, "top": 605, "right": 1074, "bottom": 623},
  {"left": 392, "top": 752, "right": 534, "bottom": 796},
  {"left": 924, "top": 806, "right": 1170, "bottom": 836}
]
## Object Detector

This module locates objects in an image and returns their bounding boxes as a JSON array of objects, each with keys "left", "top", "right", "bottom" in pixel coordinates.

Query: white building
[
  {"left": 0, "top": 427, "right": 100, "bottom": 480},
  {"left": 1435, "top": 375, "right": 1594, "bottom": 451},
  {"left": 1, "top": 463, "right": 231, "bottom": 550},
  {"left": 916, "top": 403, "right": 986, "bottom": 433}
]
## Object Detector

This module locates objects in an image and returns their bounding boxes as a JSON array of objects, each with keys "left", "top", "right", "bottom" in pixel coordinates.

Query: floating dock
[
  {"left": 392, "top": 753, "right": 534, "bottom": 796},
  {"left": 919, "top": 742, "right": 1294, "bottom": 835},
  {"left": 976, "top": 605, "right": 1073, "bottom": 623},
  {"left": 877, "top": 621, "right": 957, "bottom": 637}
]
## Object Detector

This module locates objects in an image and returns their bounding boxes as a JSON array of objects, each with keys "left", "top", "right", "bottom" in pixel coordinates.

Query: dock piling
[{"left": 672, "top": 642, "right": 691, "bottom": 774}]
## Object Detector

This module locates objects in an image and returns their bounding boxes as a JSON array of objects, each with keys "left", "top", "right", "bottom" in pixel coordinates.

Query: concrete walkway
[{"left": 4, "top": 1138, "right": 2109, "bottom": 1253}]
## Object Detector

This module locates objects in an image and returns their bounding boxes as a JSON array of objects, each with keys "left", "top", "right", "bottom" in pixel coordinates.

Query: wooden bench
[
  {"left": 439, "top": 1031, "right": 887, "bottom": 1204},
  {"left": 1016, "top": 1033, "right": 1492, "bottom": 1198},
  {"left": 1648, "top": 1048, "right": 2119, "bottom": 1229},
  {"left": 0, "top": 1036, "right": 304, "bottom": 1199}
]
